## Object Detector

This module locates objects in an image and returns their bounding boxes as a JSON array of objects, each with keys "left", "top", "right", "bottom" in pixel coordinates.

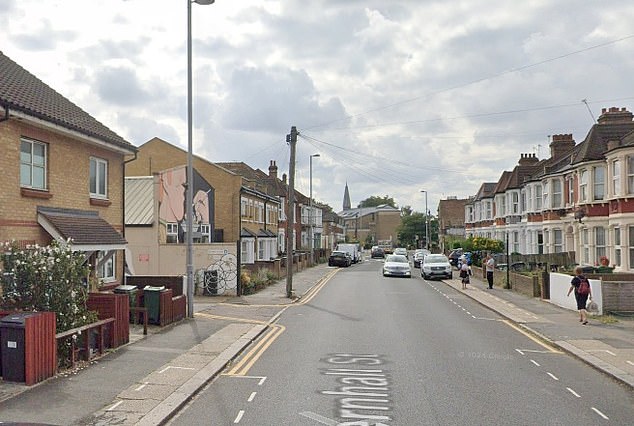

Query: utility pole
[{"left": 286, "top": 126, "right": 297, "bottom": 298}]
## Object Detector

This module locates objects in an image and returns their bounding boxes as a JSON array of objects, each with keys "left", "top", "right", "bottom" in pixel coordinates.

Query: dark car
[
  {"left": 328, "top": 250, "right": 352, "bottom": 267},
  {"left": 448, "top": 249, "right": 463, "bottom": 267},
  {"left": 371, "top": 246, "right": 385, "bottom": 258}
]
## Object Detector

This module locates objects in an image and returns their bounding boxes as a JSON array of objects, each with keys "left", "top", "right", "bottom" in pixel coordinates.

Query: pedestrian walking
[
  {"left": 459, "top": 261, "right": 471, "bottom": 289},
  {"left": 567, "top": 266, "right": 592, "bottom": 325},
  {"left": 485, "top": 254, "right": 495, "bottom": 289}
]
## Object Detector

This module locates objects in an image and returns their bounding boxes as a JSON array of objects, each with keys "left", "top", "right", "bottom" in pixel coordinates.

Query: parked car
[
  {"left": 393, "top": 247, "right": 408, "bottom": 259},
  {"left": 421, "top": 254, "right": 452, "bottom": 280},
  {"left": 328, "top": 251, "right": 352, "bottom": 267},
  {"left": 382, "top": 254, "right": 411, "bottom": 278},
  {"left": 413, "top": 249, "right": 430, "bottom": 268},
  {"left": 371, "top": 246, "right": 385, "bottom": 258}
]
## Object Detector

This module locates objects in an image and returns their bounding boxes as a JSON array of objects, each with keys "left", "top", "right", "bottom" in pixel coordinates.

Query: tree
[
  {"left": 396, "top": 212, "right": 426, "bottom": 248},
  {"left": 401, "top": 205, "right": 413, "bottom": 216},
  {"left": 358, "top": 195, "right": 396, "bottom": 208}
]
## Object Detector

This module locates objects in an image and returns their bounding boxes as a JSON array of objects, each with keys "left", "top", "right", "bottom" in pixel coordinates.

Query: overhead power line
[{"left": 303, "top": 35, "right": 634, "bottom": 131}]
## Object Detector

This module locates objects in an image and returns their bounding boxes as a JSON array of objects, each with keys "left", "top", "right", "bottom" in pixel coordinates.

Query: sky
[{"left": 2, "top": 0, "right": 634, "bottom": 215}]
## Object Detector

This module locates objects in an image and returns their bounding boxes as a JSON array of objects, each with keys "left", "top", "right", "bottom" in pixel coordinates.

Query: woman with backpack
[{"left": 567, "top": 266, "right": 592, "bottom": 325}]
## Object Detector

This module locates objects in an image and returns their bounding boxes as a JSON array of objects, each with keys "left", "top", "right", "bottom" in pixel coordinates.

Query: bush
[{"left": 0, "top": 240, "right": 98, "bottom": 333}]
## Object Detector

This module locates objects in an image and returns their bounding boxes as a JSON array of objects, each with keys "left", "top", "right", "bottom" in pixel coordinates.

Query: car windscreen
[
  {"left": 386, "top": 255, "right": 408, "bottom": 263},
  {"left": 425, "top": 255, "right": 448, "bottom": 263}
]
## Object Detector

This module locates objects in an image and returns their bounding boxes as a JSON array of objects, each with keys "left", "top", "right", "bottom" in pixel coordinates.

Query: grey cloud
[
  {"left": 219, "top": 66, "right": 346, "bottom": 133},
  {"left": 11, "top": 19, "right": 76, "bottom": 51},
  {"left": 94, "top": 66, "right": 168, "bottom": 107}
]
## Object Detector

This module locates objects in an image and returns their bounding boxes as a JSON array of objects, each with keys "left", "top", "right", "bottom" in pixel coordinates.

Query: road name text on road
[{"left": 320, "top": 353, "right": 392, "bottom": 425}]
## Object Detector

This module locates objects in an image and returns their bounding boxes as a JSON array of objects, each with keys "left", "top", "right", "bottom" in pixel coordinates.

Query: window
[
  {"left": 511, "top": 192, "right": 519, "bottom": 214},
  {"left": 513, "top": 231, "right": 519, "bottom": 253},
  {"left": 535, "top": 185, "right": 542, "bottom": 210},
  {"left": 526, "top": 186, "right": 532, "bottom": 212},
  {"left": 612, "top": 160, "right": 621, "bottom": 196},
  {"left": 97, "top": 251, "right": 115, "bottom": 282},
  {"left": 552, "top": 179, "right": 562, "bottom": 208},
  {"left": 241, "top": 239, "right": 254, "bottom": 264},
  {"left": 498, "top": 196, "right": 506, "bottom": 216},
  {"left": 485, "top": 201, "right": 492, "bottom": 219},
  {"left": 593, "top": 166, "right": 605, "bottom": 201},
  {"left": 582, "top": 228, "right": 589, "bottom": 264},
  {"left": 542, "top": 182, "right": 549, "bottom": 210},
  {"left": 553, "top": 229, "right": 563, "bottom": 253},
  {"left": 614, "top": 227, "right": 621, "bottom": 267},
  {"left": 241, "top": 198, "right": 248, "bottom": 218},
  {"left": 628, "top": 226, "right": 634, "bottom": 269},
  {"left": 520, "top": 190, "right": 526, "bottom": 213},
  {"left": 567, "top": 177, "right": 574, "bottom": 206},
  {"left": 258, "top": 239, "right": 266, "bottom": 260},
  {"left": 595, "top": 227, "right": 606, "bottom": 261},
  {"left": 194, "top": 224, "right": 210, "bottom": 243},
  {"left": 20, "top": 138, "right": 47, "bottom": 190},
  {"left": 90, "top": 157, "right": 108, "bottom": 198},
  {"left": 579, "top": 170, "right": 588, "bottom": 202},
  {"left": 166, "top": 223, "right": 179, "bottom": 243},
  {"left": 628, "top": 156, "right": 634, "bottom": 195}
]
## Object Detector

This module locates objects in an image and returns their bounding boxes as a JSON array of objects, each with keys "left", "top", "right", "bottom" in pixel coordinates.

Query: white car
[
  {"left": 413, "top": 249, "right": 430, "bottom": 268},
  {"left": 421, "top": 254, "right": 452, "bottom": 280},
  {"left": 382, "top": 254, "right": 411, "bottom": 278}
]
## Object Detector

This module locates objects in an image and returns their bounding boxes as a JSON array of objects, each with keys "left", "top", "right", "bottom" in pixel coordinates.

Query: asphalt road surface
[{"left": 170, "top": 259, "right": 634, "bottom": 425}]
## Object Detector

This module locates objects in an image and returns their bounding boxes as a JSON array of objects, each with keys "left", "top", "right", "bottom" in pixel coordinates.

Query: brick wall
[{"left": 601, "top": 281, "right": 634, "bottom": 312}]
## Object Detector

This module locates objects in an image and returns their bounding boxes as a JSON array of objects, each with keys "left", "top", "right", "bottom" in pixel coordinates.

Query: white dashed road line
[
  {"left": 566, "top": 387, "right": 581, "bottom": 398},
  {"left": 234, "top": 410, "right": 245, "bottom": 423},
  {"left": 546, "top": 372, "right": 559, "bottom": 381},
  {"left": 591, "top": 407, "right": 609, "bottom": 420}
]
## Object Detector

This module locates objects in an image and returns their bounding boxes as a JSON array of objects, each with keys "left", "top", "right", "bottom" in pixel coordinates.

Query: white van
[{"left": 336, "top": 243, "right": 361, "bottom": 264}]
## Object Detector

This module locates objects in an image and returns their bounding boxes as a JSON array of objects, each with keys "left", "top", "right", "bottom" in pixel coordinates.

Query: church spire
[{"left": 343, "top": 182, "right": 351, "bottom": 210}]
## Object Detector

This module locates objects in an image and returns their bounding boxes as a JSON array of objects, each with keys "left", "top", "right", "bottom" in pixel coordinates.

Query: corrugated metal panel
[{"left": 125, "top": 177, "right": 154, "bottom": 225}]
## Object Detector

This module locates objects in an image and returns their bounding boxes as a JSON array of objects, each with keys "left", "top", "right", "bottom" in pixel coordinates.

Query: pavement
[{"left": 0, "top": 260, "right": 633, "bottom": 425}]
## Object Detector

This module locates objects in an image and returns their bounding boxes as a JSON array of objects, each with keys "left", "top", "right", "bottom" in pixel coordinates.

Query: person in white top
[{"left": 485, "top": 254, "right": 495, "bottom": 289}]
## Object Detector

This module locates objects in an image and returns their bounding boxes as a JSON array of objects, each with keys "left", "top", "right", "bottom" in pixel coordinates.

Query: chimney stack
[
  {"left": 598, "top": 107, "right": 633, "bottom": 124},
  {"left": 282, "top": 173, "right": 287, "bottom": 184},
  {"left": 268, "top": 160, "right": 278, "bottom": 179},
  {"left": 518, "top": 153, "right": 539, "bottom": 166},
  {"left": 550, "top": 134, "right": 575, "bottom": 159}
]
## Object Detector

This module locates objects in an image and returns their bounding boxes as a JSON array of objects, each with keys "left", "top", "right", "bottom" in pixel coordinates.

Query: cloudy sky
[{"left": 2, "top": 1, "right": 633, "bottom": 214}]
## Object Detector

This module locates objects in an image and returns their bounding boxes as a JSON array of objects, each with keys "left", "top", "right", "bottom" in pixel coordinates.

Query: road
[{"left": 169, "top": 259, "right": 634, "bottom": 425}]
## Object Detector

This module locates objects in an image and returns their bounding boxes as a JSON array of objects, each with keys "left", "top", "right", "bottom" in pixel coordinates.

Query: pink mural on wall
[{"left": 158, "top": 166, "right": 214, "bottom": 237}]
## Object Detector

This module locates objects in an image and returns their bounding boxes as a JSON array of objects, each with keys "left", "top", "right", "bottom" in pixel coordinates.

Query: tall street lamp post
[
  {"left": 309, "top": 153, "right": 320, "bottom": 265},
  {"left": 420, "top": 190, "right": 429, "bottom": 250},
  {"left": 187, "top": 0, "right": 215, "bottom": 318}
]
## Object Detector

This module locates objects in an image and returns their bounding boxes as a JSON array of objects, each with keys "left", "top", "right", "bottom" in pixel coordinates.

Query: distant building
[{"left": 437, "top": 196, "right": 469, "bottom": 253}]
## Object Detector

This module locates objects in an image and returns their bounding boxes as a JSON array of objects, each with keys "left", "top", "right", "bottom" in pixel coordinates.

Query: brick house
[
  {"left": 0, "top": 51, "right": 137, "bottom": 287},
  {"left": 466, "top": 106, "right": 634, "bottom": 271},
  {"left": 437, "top": 196, "right": 469, "bottom": 253},
  {"left": 125, "top": 138, "right": 279, "bottom": 267}
]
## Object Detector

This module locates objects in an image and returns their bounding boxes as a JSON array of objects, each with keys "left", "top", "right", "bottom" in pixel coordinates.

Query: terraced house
[
  {"left": 0, "top": 51, "right": 137, "bottom": 287},
  {"left": 466, "top": 106, "right": 634, "bottom": 271}
]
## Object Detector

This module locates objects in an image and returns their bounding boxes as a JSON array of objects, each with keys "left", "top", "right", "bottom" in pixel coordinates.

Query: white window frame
[
  {"left": 567, "top": 177, "right": 574, "bottom": 206},
  {"left": 614, "top": 226, "right": 621, "bottom": 267},
  {"left": 553, "top": 229, "right": 563, "bottom": 253},
  {"left": 542, "top": 182, "right": 549, "bottom": 210},
  {"left": 166, "top": 223, "right": 179, "bottom": 243},
  {"left": 535, "top": 185, "right": 542, "bottom": 211},
  {"left": 552, "top": 179, "right": 562, "bottom": 208},
  {"left": 97, "top": 251, "right": 116, "bottom": 282},
  {"left": 241, "top": 238, "right": 255, "bottom": 264},
  {"left": 612, "top": 160, "right": 621, "bottom": 197},
  {"left": 628, "top": 156, "right": 634, "bottom": 195},
  {"left": 511, "top": 192, "right": 519, "bottom": 214},
  {"left": 593, "top": 166, "right": 605, "bottom": 201},
  {"left": 90, "top": 157, "right": 108, "bottom": 198},
  {"left": 582, "top": 228, "right": 589, "bottom": 264},
  {"left": 579, "top": 170, "right": 588, "bottom": 202},
  {"left": 20, "top": 138, "right": 47, "bottom": 190},
  {"left": 595, "top": 226, "right": 606, "bottom": 261}
]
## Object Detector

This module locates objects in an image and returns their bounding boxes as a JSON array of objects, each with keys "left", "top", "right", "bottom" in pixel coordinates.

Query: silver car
[
  {"left": 421, "top": 254, "right": 452, "bottom": 280},
  {"left": 382, "top": 254, "right": 411, "bottom": 278}
]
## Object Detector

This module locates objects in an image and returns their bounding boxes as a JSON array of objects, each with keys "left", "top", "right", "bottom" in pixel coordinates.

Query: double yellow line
[
  {"left": 223, "top": 268, "right": 340, "bottom": 376},
  {"left": 226, "top": 323, "right": 286, "bottom": 376}
]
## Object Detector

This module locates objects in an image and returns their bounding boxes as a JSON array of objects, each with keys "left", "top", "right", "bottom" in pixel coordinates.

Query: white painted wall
[{"left": 548, "top": 272, "right": 603, "bottom": 315}]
